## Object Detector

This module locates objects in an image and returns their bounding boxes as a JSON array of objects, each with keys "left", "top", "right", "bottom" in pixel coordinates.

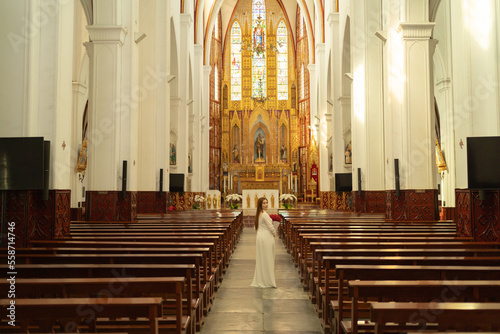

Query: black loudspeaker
[
  {"left": 394, "top": 159, "right": 400, "bottom": 197},
  {"left": 122, "top": 161, "right": 127, "bottom": 199},
  {"left": 159, "top": 169, "right": 163, "bottom": 193},
  {"left": 357, "top": 168, "right": 362, "bottom": 192},
  {"left": 42, "top": 141, "right": 50, "bottom": 201}
]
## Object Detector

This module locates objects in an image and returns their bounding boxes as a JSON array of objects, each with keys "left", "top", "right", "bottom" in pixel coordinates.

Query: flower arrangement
[
  {"left": 279, "top": 193, "right": 297, "bottom": 209},
  {"left": 169, "top": 206, "right": 175, "bottom": 212},
  {"left": 269, "top": 214, "right": 282, "bottom": 222},
  {"left": 192, "top": 194, "right": 205, "bottom": 210},
  {"left": 226, "top": 193, "right": 243, "bottom": 209}
]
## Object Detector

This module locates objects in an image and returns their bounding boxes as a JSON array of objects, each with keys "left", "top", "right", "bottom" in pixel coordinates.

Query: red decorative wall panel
[
  {"left": 352, "top": 191, "right": 385, "bottom": 214},
  {"left": 455, "top": 190, "right": 472, "bottom": 238},
  {"left": 1, "top": 190, "right": 70, "bottom": 247},
  {"left": 86, "top": 191, "right": 138, "bottom": 221},
  {"left": 471, "top": 190, "right": 499, "bottom": 242},
  {"left": 386, "top": 190, "right": 438, "bottom": 221}
]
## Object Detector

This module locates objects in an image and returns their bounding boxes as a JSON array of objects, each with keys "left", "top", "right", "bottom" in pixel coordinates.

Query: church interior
[{"left": 1, "top": 0, "right": 500, "bottom": 333}]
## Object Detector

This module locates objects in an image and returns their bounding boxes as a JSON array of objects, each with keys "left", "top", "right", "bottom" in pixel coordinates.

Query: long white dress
[{"left": 250, "top": 211, "right": 277, "bottom": 288}]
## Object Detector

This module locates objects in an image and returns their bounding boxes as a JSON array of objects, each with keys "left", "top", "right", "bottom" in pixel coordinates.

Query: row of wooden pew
[
  {"left": 279, "top": 210, "right": 500, "bottom": 334},
  {"left": 1, "top": 210, "right": 243, "bottom": 333}
]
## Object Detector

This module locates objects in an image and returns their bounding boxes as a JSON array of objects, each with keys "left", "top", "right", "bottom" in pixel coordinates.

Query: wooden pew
[
  {"left": 301, "top": 240, "right": 500, "bottom": 289},
  {"left": 3, "top": 251, "right": 214, "bottom": 317},
  {"left": 328, "top": 265, "right": 500, "bottom": 334},
  {"left": 346, "top": 280, "right": 500, "bottom": 334},
  {"left": 0, "top": 277, "right": 191, "bottom": 333},
  {"left": 30, "top": 240, "right": 222, "bottom": 290},
  {"left": 9, "top": 263, "right": 199, "bottom": 332},
  {"left": 370, "top": 302, "right": 500, "bottom": 333},
  {"left": 0, "top": 277, "right": 189, "bottom": 334},
  {"left": 308, "top": 246, "right": 500, "bottom": 307},
  {"left": 1, "top": 297, "right": 163, "bottom": 334}
]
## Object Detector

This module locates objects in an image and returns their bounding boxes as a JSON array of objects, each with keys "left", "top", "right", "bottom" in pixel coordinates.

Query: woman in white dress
[{"left": 251, "top": 197, "right": 277, "bottom": 288}]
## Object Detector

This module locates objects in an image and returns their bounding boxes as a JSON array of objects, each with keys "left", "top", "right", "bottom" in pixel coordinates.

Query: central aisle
[{"left": 200, "top": 226, "right": 323, "bottom": 333}]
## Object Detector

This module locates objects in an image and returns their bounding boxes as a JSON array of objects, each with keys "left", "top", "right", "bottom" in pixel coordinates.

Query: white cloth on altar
[{"left": 251, "top": 211, "right": 277, "bottom": 288}]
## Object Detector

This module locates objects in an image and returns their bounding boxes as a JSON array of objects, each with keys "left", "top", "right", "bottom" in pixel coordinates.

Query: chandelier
[{"left": 250, "top": 76, "right": 269, "bottom": 104}]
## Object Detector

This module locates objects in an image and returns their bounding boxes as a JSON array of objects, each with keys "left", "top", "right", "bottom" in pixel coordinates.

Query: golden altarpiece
[{"left": 209, "top": 2, "right": 317, "bottom": 202}]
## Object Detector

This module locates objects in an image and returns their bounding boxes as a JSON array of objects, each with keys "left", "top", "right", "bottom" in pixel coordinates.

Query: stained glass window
[
  {"left": 230, "top": 21, "right": 241, "bottom": 101},
  {"left": 252, "top": 0, "right": 266, "bottom": 99},
  {"left": 277, "top": 20, "right": 288, "bottom": 100}
]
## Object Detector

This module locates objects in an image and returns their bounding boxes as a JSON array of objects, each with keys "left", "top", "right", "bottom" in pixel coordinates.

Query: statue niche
[{"left": 254, "top": 129, "right": 266, "bottom": 163}]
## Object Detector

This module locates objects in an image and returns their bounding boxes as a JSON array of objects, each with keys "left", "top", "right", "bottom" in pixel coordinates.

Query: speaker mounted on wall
[
  {"left": 122, "top": 161, "right": 127, "bottom": 200},
  {"left": 159, "top": 169, "right": 163, "bottom": 193},
  {"left": 394, "top": 159, "right": 400, "bottom": 197},
  {"left": 357, "top": 168, "right": 362, "bottom": 193}
]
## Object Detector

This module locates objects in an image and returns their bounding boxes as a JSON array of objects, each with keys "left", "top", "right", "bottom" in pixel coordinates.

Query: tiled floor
[{"left": 199, "top": 227, "right": 323, "bottom": 334}]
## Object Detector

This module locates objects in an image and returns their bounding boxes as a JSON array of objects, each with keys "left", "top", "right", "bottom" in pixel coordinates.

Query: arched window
[
  {"left": 252, "top": 0, "right": 266, "bottom": 99},
  {"left": 300, "top": 64, "right": 305, "bottom": 100},
  {"left": 230, "top": 21, "right": 242, "bottom": 101},
  {"left": 214, "top": 65, "right": 219, "bottom": 101},
  {"left": 277, "top": 20, "right": 288, "bottom": 100}
]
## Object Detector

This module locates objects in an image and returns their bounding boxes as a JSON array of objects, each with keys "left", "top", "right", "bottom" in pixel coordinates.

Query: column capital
[
  {"left": 87, "top": 25, "right": 127, "bottom": 45},
  {"left": 307, "top": 63, "right": 316, "bottom": 74},
  {"left": 327, "top": 12, "right": 339, "bottom": 27},
  {"left": 338, "top": 95, "right": 351, "bottom": 105},
  {"left": 180, "top": 13, "right": 193, "bottom": 28},
  {"left": 397, "top": 22, "right": 435, "bottom": 39},
  {"left": 72, "top": 81, "right": 87, "bottom": 95},
  {"left": 315, "top": 43, "right": 326, "bottom": 53}
]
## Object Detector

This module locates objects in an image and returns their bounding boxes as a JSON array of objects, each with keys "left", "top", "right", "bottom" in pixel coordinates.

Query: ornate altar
[{"left": 210, "top": 3, "right": 315, "bottom": 200}]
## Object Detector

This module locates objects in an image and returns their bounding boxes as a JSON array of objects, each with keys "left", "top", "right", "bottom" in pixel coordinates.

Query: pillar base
[
  {"left": 86, "top": 191, "right": 138, "bottom": 221},
  {"left": 137, "top": 191, "right": 167, "bottom": 214},
  {"left": 455, "top": 189, "right": 500, "bottom": 242},
  {"left": 352, "top": 191, "right": 385, "bottom": 214},
  {"left": 385, "top": 189, "right": 438, "bottom": 221},
  {"left": 1, "top": 190, "right": 71, "bottom": 247}
]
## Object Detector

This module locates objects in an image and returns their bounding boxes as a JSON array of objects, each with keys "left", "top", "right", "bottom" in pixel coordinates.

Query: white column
[
  {"left": 175, "top": 13, "right": 193, "bottom": 175},
  {"left": 350, "top": 0, "right": 385, "bottom": 192},
  {"left": 85, "top": 24, "right": 127, "bottom": 191},
  {"left": 315, "top": 43, "right": 329, "bottom": 193},
  {"left": 202, "top": 65, "right": 211, "bottom": 191},
  {"left": 398, "top": 22, "right": 437, "bottom": 190},
  {"left": 190, "top": 44, "right": 204, "bottom": 191}
]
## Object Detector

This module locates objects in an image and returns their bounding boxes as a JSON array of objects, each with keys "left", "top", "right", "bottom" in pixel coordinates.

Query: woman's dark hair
[{"left": 254, "top": 197, "right": 267, "bottom": 230}]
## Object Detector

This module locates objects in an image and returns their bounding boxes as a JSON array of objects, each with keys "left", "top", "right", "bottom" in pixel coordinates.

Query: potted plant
[
  {"left": 226, "top": 193, "right": 243, "bottom": 209},
  {"left": 192, "top": 194, "right": 205, "bottom": 210},
  {"left": 279, "top": 193, "right": 297, "bottom": 209}
]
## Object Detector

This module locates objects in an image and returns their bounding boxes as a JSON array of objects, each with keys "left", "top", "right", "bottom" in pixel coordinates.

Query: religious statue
[
  {"left": 170, "top": 143, "right": 176, "bottom": 165},
  {"left": 213, "top": 195, "right": 217, "bottom": 209},
  {"left": 246, "top": 194, "right": 250, "bottom": 208},
  {"left": 271, "top": 195, "right": 275, "bottom": 208},
  {"left": 255, "top": 133, "right": 265, "bottom": 162},
  {"left": 254, "top": 195, "right": 258, "bottom": 208},
  {"left": 280, "top": 144, "right": 287, "bottom": 161},
  {"left": 232, "top": 145, "right": 239, "bottom": 163},
  {"left": 344, "top": 142, "right": 352, "bottom": 164},
  {"left": 207, "top": 194, "right": 212, "bottom": 209}
]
